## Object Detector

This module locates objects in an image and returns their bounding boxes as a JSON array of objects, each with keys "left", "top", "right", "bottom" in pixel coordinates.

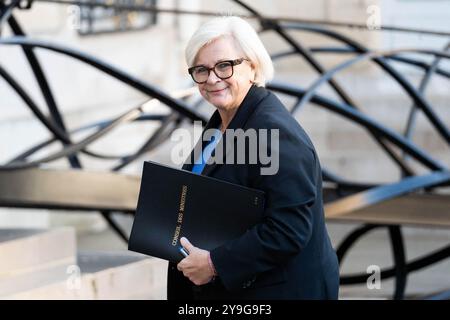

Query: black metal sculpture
[{"left": 1, "top": 0, "right": 449, "bottom": 299}]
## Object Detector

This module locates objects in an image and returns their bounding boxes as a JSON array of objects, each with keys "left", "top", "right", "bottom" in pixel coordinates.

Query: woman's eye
[
  {"left": 216, "top": 63, "right": 231, "bottom": 70},
  {"left": 195, "top": 67, "right": 208, "bottom": 75}
]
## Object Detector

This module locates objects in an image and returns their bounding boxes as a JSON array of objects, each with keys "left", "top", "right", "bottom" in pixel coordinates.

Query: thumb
[{"left": 180, "top": 237, "right": 195, "bottom": 252}]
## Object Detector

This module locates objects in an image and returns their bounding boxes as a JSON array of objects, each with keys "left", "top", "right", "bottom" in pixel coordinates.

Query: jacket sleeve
[{"left": 210, "top": 128, "right": 319, "bottom": 292}]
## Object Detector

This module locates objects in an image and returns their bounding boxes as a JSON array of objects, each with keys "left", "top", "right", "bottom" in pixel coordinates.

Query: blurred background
[{"left": 0, "top": 0, "right": 449, "bottom": 299}]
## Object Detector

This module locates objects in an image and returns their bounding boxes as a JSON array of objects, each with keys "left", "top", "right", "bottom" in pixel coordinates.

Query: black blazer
[{"left": 167, "top": 85, "right": 339, "bottom": 300}]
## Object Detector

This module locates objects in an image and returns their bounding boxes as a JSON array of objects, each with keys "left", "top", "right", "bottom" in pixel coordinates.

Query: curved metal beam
[
  {"left": 0, "top": 0, "right": 20, "bottom": 28},
  {"left": 271, "top": 47, "right": 450, "bottom": 80},
  {"left": 267, "top": 82, "right": 446, "bottom": 171},
  {"left": 6, "top": 113, "right": 169, "bottom": 163},
  {"left": 325, "top": 172, "right": 450, "bottom": 219},
  {"left": 402, "top": 43, "right": 449, "bottom": 158},
  {"left": 389, "top": 226, "right": 407, "bottom": 299},
  {"left": 295, "top": 48, "right": 450, "bottom": 145},
  {"left": 0, "top": 103, "right": 144, "bottom": 170},
  {"left": 340, "top": 244, "right": 450, "bottom": 285},
  {"left": 7, "top": 15, "right": 82, "bottom": 168},
  {"left": 0, "top": 36, "right": 208, "bottom": 124},
  {"left": 337, "top": 224, "right": 383, "bottom": 264},
  {"left": 271, "top": 23, "right": 450, "bottom": 147},
  {"left": 0, "top": 63, "right": 74, "bottom": 144}
]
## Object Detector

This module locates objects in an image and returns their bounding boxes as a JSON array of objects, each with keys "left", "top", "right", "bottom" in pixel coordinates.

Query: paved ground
[{"left": 76, "top": 213, "right": 450, "bottom": 300}]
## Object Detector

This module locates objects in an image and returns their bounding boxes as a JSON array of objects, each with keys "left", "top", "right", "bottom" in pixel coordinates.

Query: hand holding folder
[{"left": 128, "top": 161, "right": 265, "bottom": 263}]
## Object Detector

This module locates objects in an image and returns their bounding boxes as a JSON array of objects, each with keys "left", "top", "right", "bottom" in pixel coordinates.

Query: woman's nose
[{"left": 206, "top": 70, "right": 221, "bottom": 84}]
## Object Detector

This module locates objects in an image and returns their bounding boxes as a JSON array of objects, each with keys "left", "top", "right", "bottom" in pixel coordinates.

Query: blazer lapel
[{"left": 200, "top": 85, "right": 269, "bottom": 177}]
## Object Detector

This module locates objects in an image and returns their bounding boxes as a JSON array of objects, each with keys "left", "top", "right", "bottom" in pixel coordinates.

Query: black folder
[{"left": 128, "top": 161, "right": 265, "bottom": 263}]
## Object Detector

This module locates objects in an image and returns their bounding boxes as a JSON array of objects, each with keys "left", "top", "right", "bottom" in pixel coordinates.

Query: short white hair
[{"left": 185, "top": 16, "right": 274, "bottom": 87}]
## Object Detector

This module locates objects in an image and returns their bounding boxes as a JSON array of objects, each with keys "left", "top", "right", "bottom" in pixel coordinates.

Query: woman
[{"left": 168, "top": 16, "right": 339, "bottom": 300}]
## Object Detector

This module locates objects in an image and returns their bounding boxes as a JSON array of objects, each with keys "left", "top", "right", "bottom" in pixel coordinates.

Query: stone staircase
[{"left": 0, "top": 228, "right": 167, "bottom": 299}]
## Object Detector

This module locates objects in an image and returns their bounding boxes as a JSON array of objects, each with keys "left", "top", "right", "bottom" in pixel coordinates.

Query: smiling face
[{"left": 193, "top": 36, "right": 255, "bottom": 112}]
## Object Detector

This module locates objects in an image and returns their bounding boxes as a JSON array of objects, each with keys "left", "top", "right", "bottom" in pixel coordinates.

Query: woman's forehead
[{"left": 194, "top": 36, "right": 244, "bottom": 65}]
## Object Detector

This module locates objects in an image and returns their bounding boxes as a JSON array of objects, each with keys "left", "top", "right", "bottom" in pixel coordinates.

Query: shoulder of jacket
[{"left": 246, "top": 91, "right": 317, "bottom": 154}]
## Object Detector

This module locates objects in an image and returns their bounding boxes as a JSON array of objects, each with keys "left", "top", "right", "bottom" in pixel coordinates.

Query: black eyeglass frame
[{"left": 188, "top": 58, "right": 249, "bottom": 84}]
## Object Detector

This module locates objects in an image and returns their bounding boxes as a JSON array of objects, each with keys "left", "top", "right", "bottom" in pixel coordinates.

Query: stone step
[
  {"left": 0, "top": 228, "right": 76, "bottom": 297},
  {"left": 2, "top": 251, "right": 167, "bottom": 299},
  {"left": 0, "top": 228, "right": 76, "bottom": 278}
]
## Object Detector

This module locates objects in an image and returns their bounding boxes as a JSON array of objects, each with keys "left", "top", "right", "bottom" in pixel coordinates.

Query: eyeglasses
[{"left": 188, "top": 58, "right": 249, "bottom": 84}]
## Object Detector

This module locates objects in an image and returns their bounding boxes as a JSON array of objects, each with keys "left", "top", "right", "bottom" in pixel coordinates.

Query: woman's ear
[{"left": 249, "top": 63, "right": 257, "bottom": 83}]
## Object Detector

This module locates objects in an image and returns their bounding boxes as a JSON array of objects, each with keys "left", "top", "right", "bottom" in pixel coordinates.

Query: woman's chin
[{"left": 208, "top": 97, "right": 230, "bottom": 109}]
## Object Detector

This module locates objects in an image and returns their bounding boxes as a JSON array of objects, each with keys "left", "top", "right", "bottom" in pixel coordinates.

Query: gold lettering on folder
[{"left": 172, "top": 185, "right": 188, "bottom": 246}]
